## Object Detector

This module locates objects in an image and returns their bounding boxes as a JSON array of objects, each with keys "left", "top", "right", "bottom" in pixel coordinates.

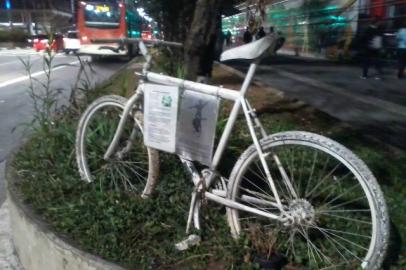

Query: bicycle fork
[{"left": 103, "top": 85, "right": 144, "bottom": 160}]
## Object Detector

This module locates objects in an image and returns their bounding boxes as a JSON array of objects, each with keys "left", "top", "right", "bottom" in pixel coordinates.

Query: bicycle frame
[{"left": 103, "top": 39, "right": 294, "bottom": 231}]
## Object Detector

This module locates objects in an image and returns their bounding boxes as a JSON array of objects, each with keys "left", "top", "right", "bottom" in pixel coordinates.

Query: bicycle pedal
[{"left": 174, "top": 234, "right": 201, "bottom": 251}]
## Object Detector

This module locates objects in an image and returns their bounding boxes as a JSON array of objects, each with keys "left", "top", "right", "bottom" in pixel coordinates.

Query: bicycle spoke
[
  {"left": 304, "top": 150, "right": 319, "bottom": 197},
  {"left": 313, "top": 224, "right": 365, "bottom": 264},
  {"left": 255, "top": 158, "right": 290, "bottom": 201},
  {"left": 309, "top": 225, "right": 372, "bottom": 240},
  {"left": 306, "top": 160, "right": 339, "bottom": 198},
  {"left": 321, "top": 189, "right": 367, "bottom": 211},
  {"left": 312, "top": 225, "right": 369, "bottom": 252},
  {"left": 320, "top": 212, "right": 372, "bottom": 225},
  {"left": 77, "top": 96, "right": 155, "bottom": 193}
]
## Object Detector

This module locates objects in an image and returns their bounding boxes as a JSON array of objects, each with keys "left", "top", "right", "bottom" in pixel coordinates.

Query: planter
[
  {"left": 0, "top": 42, "right": 28, "bottom": 49},
  {"left": 6, "top": 154, "right": 127, "bottom": 270}
]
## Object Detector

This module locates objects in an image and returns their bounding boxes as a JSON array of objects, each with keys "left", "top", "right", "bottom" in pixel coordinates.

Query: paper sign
[
  {"left": 144, "top": 84, "right": 179, "bottom": 153},
  {"left": 176, "top": 90, "right": 219, "bottom": 166}
]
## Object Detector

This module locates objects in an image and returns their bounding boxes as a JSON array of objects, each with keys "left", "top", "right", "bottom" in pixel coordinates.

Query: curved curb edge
[{"left": 6, "top": 152, "right": 127, "bottom": 270}]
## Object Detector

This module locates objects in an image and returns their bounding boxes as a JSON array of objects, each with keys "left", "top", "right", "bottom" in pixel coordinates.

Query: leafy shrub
[
  {"left": 0, "top": 29, "right": 29, "bottom": 43},
  {"left": 13, "top": 49, "right": 406, "bottom": 269}
]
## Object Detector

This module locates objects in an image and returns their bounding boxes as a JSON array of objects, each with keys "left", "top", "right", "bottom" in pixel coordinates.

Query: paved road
[
  {"left": 0, "top": 48, "right": 126, "bottom": 269},
  {"left": 229, "top": 55, "right": 406, "bottom": 151}
]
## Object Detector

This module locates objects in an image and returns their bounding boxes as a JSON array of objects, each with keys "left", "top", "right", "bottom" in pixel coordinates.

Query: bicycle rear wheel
[
  {"left": 76, "top": 95, "right": 159, "bottom": 196},
  {"left": 227, "top": 131, "right": 388, "bottom": 269}
]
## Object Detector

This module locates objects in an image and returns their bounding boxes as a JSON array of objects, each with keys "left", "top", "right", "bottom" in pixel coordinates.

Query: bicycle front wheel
[
  {"left": 227, "top": 131, "right": 388, "bottom": 269},
  {"left": 76, "top": 95, "right": 159, "bottom": 196}
]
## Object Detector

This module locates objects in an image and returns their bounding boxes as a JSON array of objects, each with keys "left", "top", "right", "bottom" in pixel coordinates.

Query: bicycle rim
[
  {"left": 76, "top": 96, "right": 157, "bottom": 194},
  {"left": 227, "top": 131, "right": 388, "bottom": 269}
]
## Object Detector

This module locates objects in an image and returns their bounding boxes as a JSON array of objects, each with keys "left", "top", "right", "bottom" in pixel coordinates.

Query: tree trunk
[{"left": 184, "top": 0, "right": 223, "bottom": 80}]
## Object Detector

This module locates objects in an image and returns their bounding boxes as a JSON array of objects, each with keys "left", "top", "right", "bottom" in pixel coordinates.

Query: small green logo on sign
[{"left": 161, "top": 96, "right": 172, "bottom": 107}]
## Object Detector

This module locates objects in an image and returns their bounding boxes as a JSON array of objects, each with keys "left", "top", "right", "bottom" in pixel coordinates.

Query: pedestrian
[
  {"left": 243, "top": 27, "right": 253, "bottom": 44},
  {"left": 225, "top": 30, "right": 232, "bottom": 46},
  {"left": 359, "top": 19, "right": 383, "bottom": 80},
  {"left": 256, "top": 26, "right": 266, "bottom": 40},
  {"left": 274, "top": 31, "right": 286, "bottom": 53},
  {"left": 396, "top": 24, "right": 406, "bottom": 79}
]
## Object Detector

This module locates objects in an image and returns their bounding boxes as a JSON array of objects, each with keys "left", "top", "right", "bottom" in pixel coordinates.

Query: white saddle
[{"left": 220, "top": 34, "right": 278, "bottom": 62}]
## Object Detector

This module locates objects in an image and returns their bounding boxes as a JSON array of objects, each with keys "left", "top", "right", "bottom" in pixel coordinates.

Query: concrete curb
[
  {"left": 1, "top": 55, "right": 143, "bottom": 270},
  {"left": 5, "top": 153, "right": 127, "bottom": 270}
]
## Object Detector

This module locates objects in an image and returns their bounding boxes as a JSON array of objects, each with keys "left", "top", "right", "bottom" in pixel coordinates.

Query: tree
[
  {"left": 140, "top": 0, "right": 239, "bottom": 80},
  {"left": 184, "top": 0, "right": 242, "bottom": 80},
  {"left": 184, "top": 0, "right": 224, "bottom": 80},
  {"left": 138, "top": 0, "right": 197, "bottom": 42}
]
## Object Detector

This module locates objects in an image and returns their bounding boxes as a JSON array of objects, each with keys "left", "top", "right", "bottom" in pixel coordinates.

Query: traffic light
[{"left": 5, "top": 0, "right": 11, "bottom": 10}]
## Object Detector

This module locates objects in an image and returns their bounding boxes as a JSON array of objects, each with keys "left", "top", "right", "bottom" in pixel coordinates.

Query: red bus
[{"left": 77, "top": 0, "right": 129, "bottom": 56}]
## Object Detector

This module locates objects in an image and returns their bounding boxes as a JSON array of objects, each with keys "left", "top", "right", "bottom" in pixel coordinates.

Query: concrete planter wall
[
  {"left": 0, "top": 42, "right": 28, "bottom": 49},
  {"left": 6, "top": 157, "right": 127, "bottom": 270}
]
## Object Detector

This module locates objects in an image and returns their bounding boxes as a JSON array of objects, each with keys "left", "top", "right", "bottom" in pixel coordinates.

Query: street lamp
[
  {"left": 5, "top": 0, "right": 12, "bottom": 28},
  {"left": 5, "top": 0, "right": 11, "bottom": 10}
]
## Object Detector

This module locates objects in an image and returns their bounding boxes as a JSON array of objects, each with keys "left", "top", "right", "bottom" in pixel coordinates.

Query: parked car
[
  {"left": 63, "top": 31, "right": 80, "bottom": 54},
  {"left": 32, "top": 34, "right": 63, "bottom": 52},
  {"left": 32, "top": 34, "right": 51, "bottom": 51}
]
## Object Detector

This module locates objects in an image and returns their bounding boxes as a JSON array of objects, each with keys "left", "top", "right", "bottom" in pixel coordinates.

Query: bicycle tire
[
  {"left": 76, "top": 95, "right": 159, "bottom": 197},
  {"left": 227, "top": 131, "right": 388, "bottom": 269}
]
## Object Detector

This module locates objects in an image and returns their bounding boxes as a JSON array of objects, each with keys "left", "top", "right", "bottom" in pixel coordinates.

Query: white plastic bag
[{"left": 370, "top": 36, "right": 383, "bottom": 49}]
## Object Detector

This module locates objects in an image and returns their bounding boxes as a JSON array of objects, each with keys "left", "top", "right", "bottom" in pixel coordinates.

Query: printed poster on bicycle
[
  {"left": 144, "top": 83, "right": 179, "bottom": 153},
  {"left": 176, "top": 90, "right": 219, "bottom": 166}
]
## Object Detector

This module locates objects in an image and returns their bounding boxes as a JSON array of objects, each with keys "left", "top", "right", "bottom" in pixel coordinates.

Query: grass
[{"left": 12, "top": 60, "right": 406, "bottom": 269}]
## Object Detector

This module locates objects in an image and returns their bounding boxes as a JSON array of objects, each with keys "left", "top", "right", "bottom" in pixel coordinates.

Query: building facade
[
  {"left": 0, "top": 0, "right": 73, "bottom": 33},
  {"left": 223, "top": 0, "right": 406, "bottom": 59}
]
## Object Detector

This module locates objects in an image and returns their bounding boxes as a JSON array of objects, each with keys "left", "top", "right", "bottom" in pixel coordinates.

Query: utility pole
[
  {"left": 70, "top": 0, "right": 76, "bottom": 26},
  {"left": 6, "top": 0, "right": 13, "bottom": 29}
]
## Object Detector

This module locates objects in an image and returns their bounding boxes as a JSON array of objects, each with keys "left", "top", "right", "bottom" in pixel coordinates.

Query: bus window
[{"left": 84, "top": 3, "right": 121, "bottom": 28}]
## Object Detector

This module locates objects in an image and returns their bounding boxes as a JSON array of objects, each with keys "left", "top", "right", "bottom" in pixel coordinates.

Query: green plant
[
  {"left": 13, "top": 51, "right": 406, "bottom": 269},
  {"left": 0, "top": 29, "right": 29, "bottom": 42}
]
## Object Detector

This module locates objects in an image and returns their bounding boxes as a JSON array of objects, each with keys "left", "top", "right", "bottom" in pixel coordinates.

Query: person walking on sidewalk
[
  {"left": 396, "top": 24, "right": 406, "bottom": 79},
  {"left": 225, "top": 30, "right": 232, "bottom": 46},
  {"left": 359, "top": 19, "right": 383, "bottom": 80},
  {"left": 256, "top": 26, "right": 266, "bottom": 40},
  {"left": 243, "top": 27, "right": 253, "bottom": 44}
]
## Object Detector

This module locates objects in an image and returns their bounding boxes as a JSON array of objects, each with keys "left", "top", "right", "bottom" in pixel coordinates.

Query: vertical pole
[
  {"left": 71, "top": 0, "right": 75, "bottom": 14},
  {"left": 6, "top": 0, "right": 12, "bottom": 29}
]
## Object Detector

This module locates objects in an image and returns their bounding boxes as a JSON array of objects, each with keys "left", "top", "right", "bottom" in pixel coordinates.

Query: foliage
[
  {"left": 12, "top": 47, "right": 406, "bottom": 269},
  {"left": 13, "top": 69, "right": 265, "bottom": 268},
  {"left": 138, "top": 0, "right": 197, "bottom": 42},
  {"left": 0, "top": 29, "right": 29, "bottom": 43}
]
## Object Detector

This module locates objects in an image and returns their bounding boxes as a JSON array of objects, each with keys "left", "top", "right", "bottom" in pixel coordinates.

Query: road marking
[
  {"left": 0, "top": 60, "right": 22, "bottom": 66},
  {"left": 0, "top": 60, "right": 80, "bottom": 89}
]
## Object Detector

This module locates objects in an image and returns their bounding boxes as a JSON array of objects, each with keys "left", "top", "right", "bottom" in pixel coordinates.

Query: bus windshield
[{"left": 84, "top": 2, "right": 121, "bottom": 28}]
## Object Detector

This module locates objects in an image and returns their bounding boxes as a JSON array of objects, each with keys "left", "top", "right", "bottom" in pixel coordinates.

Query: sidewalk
[{"left": 228, "top": 55, "right": 406, "bottom": 152}]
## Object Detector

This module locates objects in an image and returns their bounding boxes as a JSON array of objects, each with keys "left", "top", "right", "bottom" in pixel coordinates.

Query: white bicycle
[{"left": 75, "top": 36, "right": 389, "bottom": 269}]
